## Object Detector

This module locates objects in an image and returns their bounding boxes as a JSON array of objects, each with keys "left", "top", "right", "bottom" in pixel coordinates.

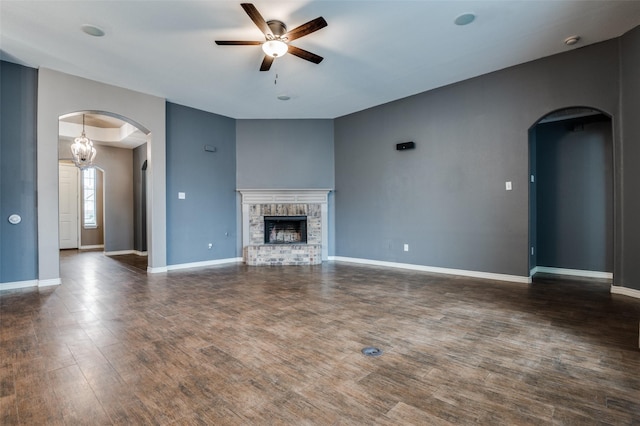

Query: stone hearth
[{"left": 238, "top": 189, "right": 331, "bottom": 266}]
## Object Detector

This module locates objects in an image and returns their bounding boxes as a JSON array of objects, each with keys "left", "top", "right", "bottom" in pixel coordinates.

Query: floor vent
[{"left": 361, "top": 347, "right": 383, "bottom": 357}]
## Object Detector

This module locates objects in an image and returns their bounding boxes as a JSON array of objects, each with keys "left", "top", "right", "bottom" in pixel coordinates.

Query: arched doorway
[
  {"left": 529, "top": 107, "right": 613, "bottom": 279},
  {"left": 36, "top": 68, "right": 167, "bottom": 286},
  {"left": 58, "top": 111, "right": 149, "bottom": 263}
]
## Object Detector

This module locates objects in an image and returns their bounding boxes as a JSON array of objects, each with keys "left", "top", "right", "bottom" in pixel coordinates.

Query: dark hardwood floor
[{"left": 1, "top": 250, "right": 639, "bottom": 425}]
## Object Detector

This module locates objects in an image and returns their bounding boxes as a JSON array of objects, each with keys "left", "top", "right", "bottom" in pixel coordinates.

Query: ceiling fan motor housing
[
  {"left": 215, "top": 4, "right": 327, "bottom": 71},
  {"left": 267, "top": 20, "right": 287, "bottom": 39}
]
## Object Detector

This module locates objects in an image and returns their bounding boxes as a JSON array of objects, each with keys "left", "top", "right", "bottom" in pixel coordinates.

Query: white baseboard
[
  {"left": 79, "top": 244, "right": 104, "bottom": 250},
  {"left": 330, "top": 256, "right": 531, "bottom": 283},
  {"left": 104, "top": 250, "right": 135, "bottom": 256},
  {"left": 166, "top": 257, "right": 243, "bottom": 272},
  {"left": 611, "top": 285, "right": 640, "bottom": 300},
  {"left": 1, "top": 277, "right": 63, "bottom": 291},
  {"left": 104, "top": 250, "right": 147, "bottom": 256},
  {"left": 147, "top": 266, "right": 168, "bottom": 273},
  {"left": 0, "top": 279, "right": 38, "bottom": 291},
  {"left": 39, "top": 278, "right": 61, "bottom": 287},
  {"left": 533, "top": 266, "right": 613, "bottom": 280}
]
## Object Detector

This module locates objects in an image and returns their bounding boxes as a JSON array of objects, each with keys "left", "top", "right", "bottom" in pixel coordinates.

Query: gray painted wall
[
  {"left": 535, "top": 117, "right": 613, "bottom": 272},
  {"left": 100, "top": 146, "right": 134, "bottom": 252},
  {"left": 236, "top": 119, "right": 335, "bottom": 189},
  {"left": 334, "top": 40, "right": 620, "bottom": 277},
  {"left": 620, "top": 26, "right": 640, "bottom": 291},
  {"left": 59, "top": 141, "right": 134, "bottom": 252},
  {"left": 0, "top": 61, "right": 38, "bottom": 283},
  {"left": 166, "top": 102, "right": 237, "bottom": 265}
]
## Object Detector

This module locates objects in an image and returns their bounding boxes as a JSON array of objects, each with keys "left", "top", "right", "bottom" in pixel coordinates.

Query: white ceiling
[
  {"left": 2, "top": 1, "right": 639, "bottom": 119},
  {"left": 59, "top": 113, "right": 147, "bottom": 149}
]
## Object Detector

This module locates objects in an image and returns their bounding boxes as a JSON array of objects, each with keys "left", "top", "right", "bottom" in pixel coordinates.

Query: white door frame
[{"left": 58, "top": 161, "right": 80, "bottom": 249}]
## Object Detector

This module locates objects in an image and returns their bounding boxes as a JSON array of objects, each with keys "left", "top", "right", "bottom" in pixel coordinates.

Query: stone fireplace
[{"left": 238, "top": 189, "right": 331, "bottom": 266}]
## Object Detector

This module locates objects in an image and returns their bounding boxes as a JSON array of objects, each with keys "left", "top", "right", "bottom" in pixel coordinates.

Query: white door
[{"left": 59, "top": 163, "right": 79, "bottom": 249}]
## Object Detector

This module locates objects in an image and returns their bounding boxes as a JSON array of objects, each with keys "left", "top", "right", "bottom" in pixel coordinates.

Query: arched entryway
[
  {"left": 529, "top": 107, "right": 613, "bottom": 279},
  {"left": 58, "top": 111, "right": 148, "bottom": 264},
  {"left": 36, "top": 68, "right": 167, "bottom": 285}
]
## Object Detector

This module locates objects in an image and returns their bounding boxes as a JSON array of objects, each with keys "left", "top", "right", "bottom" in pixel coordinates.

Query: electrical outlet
[
  {"left": 505, "top": 181, "right": 512, "bottom": 191},
  {"left": 404, "top": 244, "right": 409, "bottom": 252},
  {"left": 208, "top": 243, "right": 212, "bottom": 249}
]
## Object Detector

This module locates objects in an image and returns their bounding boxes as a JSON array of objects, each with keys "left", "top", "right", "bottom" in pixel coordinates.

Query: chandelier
[{"left": 70, "top": 114, "right": 97, "bottom": 169}]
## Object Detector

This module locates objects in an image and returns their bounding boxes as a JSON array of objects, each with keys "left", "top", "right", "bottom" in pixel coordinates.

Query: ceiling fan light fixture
[
  {"left": 262, "top": 39, "right": 288, "bottom": 58},
  {"left": 215, "top": 4, "right": 326, "bottom": 71}
]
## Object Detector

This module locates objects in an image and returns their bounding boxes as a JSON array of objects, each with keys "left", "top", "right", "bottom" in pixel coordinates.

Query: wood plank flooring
[{"left": 1, "top": 250, "right": 639, "bottom": 425}]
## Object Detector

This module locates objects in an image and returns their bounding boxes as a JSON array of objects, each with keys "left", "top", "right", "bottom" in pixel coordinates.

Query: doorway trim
[{"left": 58, "top": 161, "right": 80, "bottom": 249}]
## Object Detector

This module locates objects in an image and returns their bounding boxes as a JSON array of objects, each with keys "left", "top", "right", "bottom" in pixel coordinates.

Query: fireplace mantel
[
  {"left": 238, "top": 189, "right": 331, "bottom": 205},
  {"left": 238, "top": 189, "right": 332, "bottom": 263}
]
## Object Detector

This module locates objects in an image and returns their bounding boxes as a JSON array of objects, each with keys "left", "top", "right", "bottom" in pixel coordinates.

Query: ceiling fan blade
[
  {"left": 288, "top": 45, "right": 323, "bottom": 64},
  {"left": 285, "top": 17, "right": 327, "bottom": 42},
  {"left": 215, "top": 40, "right": 262, "bottom": 45},
  {"left": 241, "top": 3, "right": 273, "bottom": 38},
  {"left": 260, "top": 55, "right": 274, "bottom": 71}
]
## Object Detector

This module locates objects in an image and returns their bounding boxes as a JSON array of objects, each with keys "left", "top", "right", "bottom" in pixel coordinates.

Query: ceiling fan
[{"left": 215, "top": 3, "right": 327, "bottom": 71}]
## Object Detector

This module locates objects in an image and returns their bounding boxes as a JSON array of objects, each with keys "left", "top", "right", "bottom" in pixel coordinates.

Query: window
[{"left": 82, "top": 168, "right": 97, "bottom": 228}]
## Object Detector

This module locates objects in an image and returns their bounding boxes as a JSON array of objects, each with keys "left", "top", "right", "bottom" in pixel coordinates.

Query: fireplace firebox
[{"left": 264, "top": 216, "right": 307, "bottom": 244}]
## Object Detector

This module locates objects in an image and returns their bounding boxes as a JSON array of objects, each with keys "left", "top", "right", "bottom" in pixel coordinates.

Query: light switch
[
  {"left": 505, "top": 181, "right": 512, "bottom": 191},
  {"left": 178, "top": 192, "right": 186, "bottom": 199}
]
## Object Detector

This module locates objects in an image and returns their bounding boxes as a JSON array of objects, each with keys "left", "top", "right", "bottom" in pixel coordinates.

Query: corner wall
[
  {"left": 166, "top": 102, "right": 237, "bottom": 265},
  {"left": 236, "top": 119, "right": 335, "bottom": 189},
  {"left": 335, "top": 40, "right": 620, "bottom": 278}
]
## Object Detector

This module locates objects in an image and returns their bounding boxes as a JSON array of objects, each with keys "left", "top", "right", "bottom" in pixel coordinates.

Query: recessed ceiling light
[
  {"left": 81, "top": 24, "right": 105, "bottom": 37},
  {"left": 564, "top": 35, "right": 580, "bottom": 46},
  {"left": 277, "top": 95, "right": 291, "bottom": 101},
  {"left": 454, "top": 13, "right": 476, "bottom": 26}
]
